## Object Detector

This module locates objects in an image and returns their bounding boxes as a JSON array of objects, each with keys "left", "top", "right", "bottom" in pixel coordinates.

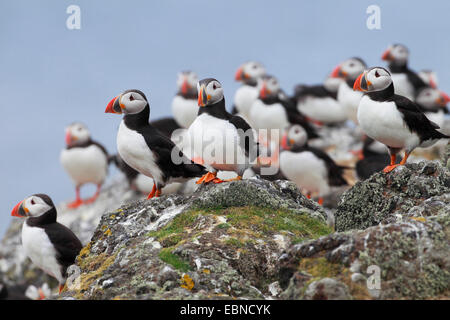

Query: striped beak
[
  {"left": 353, "top": 72, "right": 370, "bottom": 92},
  {"left": 381, "top": 49, "right": 392, "bottom": 61},
  {"left": 105, "top": 95, "right": 123, "bottom": 114},
  {"left": 235, "top": 67, "right": 248, "bottom": 81},
  {"left": 197, "top": 84, "right": 209, "bottom": 107},
  {"left": 330, "top": 65, "right": 347, "bottom": 78},
  {"left": 11, "top": 200, "right": 27, "bottom": 218}
]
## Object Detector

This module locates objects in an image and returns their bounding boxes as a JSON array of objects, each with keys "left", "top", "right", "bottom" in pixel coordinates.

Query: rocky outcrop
[{"left": 335, "top": 161, "right": 450, "bottom": 232}]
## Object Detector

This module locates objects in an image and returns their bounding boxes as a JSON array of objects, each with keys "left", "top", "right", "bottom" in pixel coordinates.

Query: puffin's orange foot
[
  {"left": 58, "top": 284, "right": 64, "bottom": 295},
  {"left": 318, "top": 198, "right": 324, "bottom": 205},
  {"left": 67, "top": 199, "right": 83, "bottom": 209},
  {"left": 147, "top": 184, "right": 157, "bottom": 199},
  {"left": 383, "top": 164, "right": 401, "bottom": 173},
  {"left": 351, "top": 149, "right": 364, "bottom": 160},
  {"left": 83, "top": 194, "right": 99, "bottom": 204},
  {"left": 196, "top": 172, "right": 221, "bottom": 184},
  {"left": 223, "top": 176, "right": 242, "bottom": 182}
]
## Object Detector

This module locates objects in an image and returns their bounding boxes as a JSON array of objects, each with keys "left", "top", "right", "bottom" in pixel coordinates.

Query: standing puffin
[
  {"left": 415, "top": 86, "right": 450, "bottom": 128},
  {"left": 171, "top": 71, "right": 200, "bottom": 128},
  {"left": 11, "top": 194, "right": 82, "bottom": 294},
  {"left": 233, "top": 61, "right": 266, "bottom": 120},
  {"left": 188, "top": 78, "right": 260, "bottom": 183},
  {"left": 60, "top": 122, "right": 109, "bottom": 209},
  {"left": 249, "top": 75, "right": 319, "bottom": 141},
  {"left": 381, "top": 44, "right": 428, "bottom": 100},
  {"left": 354, "top": 67, "right": 449, "bottom": 173},
  {"left": 292, "top": 74, "right": 347, "bottom": 125},
  {"left": 279, "top": 125, "right": 348, "bottom": 204},
  {"left": 105, "top": 89, "right": 207, "bottom": 198},
  {"left": 331, "top": 57, "right": 367, "bottom": 124}
]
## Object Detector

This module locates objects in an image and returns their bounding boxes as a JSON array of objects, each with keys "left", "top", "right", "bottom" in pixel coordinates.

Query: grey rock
[{"left": 304, "top": 278, "right": 351, "bottom": 300}]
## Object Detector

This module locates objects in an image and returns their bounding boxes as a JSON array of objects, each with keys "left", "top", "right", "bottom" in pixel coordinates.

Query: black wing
[
  {"left": 228, "top": 115, "right": 260, "bottom": 160},
  {"left": 44, "top": 223, "right": 82, "bottom": 275},
  {"left": 150, "top": 117, "right": 181, "bottom": 138},
  {"left": 405, "top": 69, "right": 428, "bottom": 93},
  {"left": 392, "top": 95, "right": 449, "bottom": 141},
  {"left": 293, "top": 84, "right": 335, "bottom": 100}
]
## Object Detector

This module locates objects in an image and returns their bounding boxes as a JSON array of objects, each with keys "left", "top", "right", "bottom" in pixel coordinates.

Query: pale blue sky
[{"left": 1, "top": 0, "right": 450, "bottom": 237}]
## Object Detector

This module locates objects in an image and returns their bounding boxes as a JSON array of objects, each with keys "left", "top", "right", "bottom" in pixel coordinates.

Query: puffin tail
[{"left": 183, "top": 162, "right": 209, "bottom": 178}]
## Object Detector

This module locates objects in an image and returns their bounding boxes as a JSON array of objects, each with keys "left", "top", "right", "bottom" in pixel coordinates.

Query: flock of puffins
[{"left": 6, "top": 43, "right": 450, "bottom": 299}]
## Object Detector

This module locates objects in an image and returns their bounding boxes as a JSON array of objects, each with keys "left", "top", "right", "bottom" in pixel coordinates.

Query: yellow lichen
[
  {"left": 410, "top": 217, "right": 426, "bottom": 222},
  {"left": 202, "top": 269, "right": 211, "bottom": 274},
  {"left": 180, "top": 274, "right": 194, "bottom": 291},
  {"left": 104, "top": 229, "right": 112, "bottom": 236}
]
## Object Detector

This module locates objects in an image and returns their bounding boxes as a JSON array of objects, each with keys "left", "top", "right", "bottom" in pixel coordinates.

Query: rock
[
  {"left": 279, "top": 201, "right": 450, "bottom": 299},
  {"left": 58, "top": 178, "right": 330, "bottom": 299},
  {"left": 335, "top": 161, "right": 450, "bottom": 232},
  {"left": 303, "top": 278, "right": 351, "bottom": 300}
]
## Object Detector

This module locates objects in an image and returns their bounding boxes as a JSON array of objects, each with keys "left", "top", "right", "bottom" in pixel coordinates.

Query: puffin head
[
  {"left": 197, "top": 78, "right": 224, "bottom": 107},
  {"left": 353, "top": 67, "right": 392, "bottom": 92},
  {"left": 258, "top": 75, "right": 280, "bottom": 99},
  {"left": 11, "top": 194, "right": 55, "bottom": 219},
  {"left": 381, "top": 44, "right": 409, "bottom": 65},
  {"left": 331, "top": 57, "right": 367, "bottom": 81},
  {"left": 235, "top": 61, "right": 266, "bottom": 82},
  {"left": 177, "top": 71, "right": 198, "bottom": 95},
  {"left": 416, "top": 87, "right": 450, "bottom": 109},
  {"left": 281, "top": 124, "right": 308, "bottom": 150},
  {"left": 105, "top": 89, "right": 148, "bottom": 115},
  {"left": 65, "top": 122, "right": 90, "bottom": 147}
]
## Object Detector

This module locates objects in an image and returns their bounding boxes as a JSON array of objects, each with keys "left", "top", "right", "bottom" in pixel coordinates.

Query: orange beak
[
  {"left": 381, "top": 49, "right": 392, "bottom": 61},
  {"left": 353, "top": 72, "right": 369, "bottom": 92},
  {"left": 437, "top": 91, "right": 450, "bottom": 106},
  {"left": 181, "top": 79, "right": 189, "bottom": 95},
  {"left": 330, "top": 65, "right": 346, "bottom": 78},
  {"left": 260, "top": 83, "right": 269, "bottom": 99},
  {"left": 281, "top": 133, "right": 291, "bottom": 150},
  {"left": 11, "top": 200, "right": 27, "bottom": 218},
  {"left": 65, "top": 130, "right": 72, "bottom": 146},
  {"left": 105, "top": 96, "right": 122, "bottom": 114},
  {"left": 235, "top": 67, "right": 246, "bottom": 81},
  {"left": 198, "top": 85, "right": 209, "bottom": 107}
]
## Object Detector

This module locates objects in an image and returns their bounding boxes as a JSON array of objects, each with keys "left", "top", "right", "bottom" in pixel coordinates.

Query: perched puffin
[
  {"left": 11, "top": 194, "right": 82, "bottom": 294},
  {"left": 171, "top": 71, "right": 199, "bottom": 128},
  {"left": 355, "top": 137, "right": 392, "bottom": 180},
  {"left": 292, "top": 74, "right": 347, "bottom": 125},
  {"left": 415, "top": 86, "right": 450, "bottom": 128},
  {"left": 381, "top": 44, "right": 428, "bottom": 100},
  {"left": 279, "top": 125, "right": 348, "bottom": 204},
  {"left": 105, "top": 89, "right": 207, "bottom": 198},
  {"left": 188, "top": 78, "right": 260, "bottom": 183},
  {"left": 60, "top": 122, "right": 109, "bottom": 209},
  {"left": 354, "top": 67, "right": 449, "bottom": 173},
  {"left": 233, "top": 61, "right": 266, "bottom": 120},
  {"left": 249, "top": 75, "right": 319, "bottom": 141},
  {"left": 331, "top": 57, "right": 367, "bottom": 124}
]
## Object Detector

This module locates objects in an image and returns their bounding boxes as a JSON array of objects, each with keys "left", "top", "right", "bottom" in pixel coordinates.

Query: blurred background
[{"left": 1, "top": 0, "right": 449, "bottom": 237}]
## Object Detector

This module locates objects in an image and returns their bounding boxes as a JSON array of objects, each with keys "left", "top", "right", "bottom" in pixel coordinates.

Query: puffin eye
[
  {"left": 213, "top": 84, "right": 217, "bottom": 90},
  {"left": 375, "top": 70, "right": 380, "bottom": 78},
  {"left": 129, "top": 94, "right": 135, "bottom": 101},
  {"left": 349, "top": 63, "right": 354, "bottom": 67},
  {"left": 31, "top": 199, "right": 35, "bottom": 205}
]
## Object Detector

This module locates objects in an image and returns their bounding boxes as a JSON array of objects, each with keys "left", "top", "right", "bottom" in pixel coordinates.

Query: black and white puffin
[
  {"left": 233, "top": 61, "right": 266, "bottom": 121},
  {"left": 279, "top": 124, "right": 348, "bottom": 204},
  {"left": 331, "top": 57, "right": 367, "bottom": 124},
  {"left": 249, "top": 75, "right": 319, "bottom": 141},
  {"left": 11, "top": 194, "right": 82, "bottom": 294},
  {"left": 105, "top": 89, "right": 207, "bottom": 198},
  {"left": 381, "top": 44, "right": 428, "bottom": 100},
  {"left": 355, "top": 137, "right": 393, "bottom": 180},
  {"left": 171, "top": 71, "right": 199, "bottom": 128},
  {"left": 188, "top": 78, "right": 260, "bottom": 183},
  {"left": 415, "top": 86, "right": 450, "bottom": 128},
  {"left": 292, "top": 73, "right": 347, "bottom": 125},
  {"left": 354, "top": 67, "right": 449, "bottom": 173},
  {"left": 60, "top": 122, "right": 109, "bottom": 209}
]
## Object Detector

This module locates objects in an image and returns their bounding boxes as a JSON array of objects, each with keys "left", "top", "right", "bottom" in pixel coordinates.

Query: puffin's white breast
[
  {"left": 117, "top": 120, "right": 164, "bottom": 184},
  {"left": 249, "top": 100, "right": 289, "bottom": 132},
  {"left": 391, "top": 73, "right": 415, "bottom": 100},
  {"left": 297, "top": 96, "right": 347, "bottom": 123},
  {"left": 337, "top": 82, "right": 363, "bottom": 124},
  {"left": 60, "top": 145, "right": 108, "bottom": 186},
  {"left": 171, "top": 96, "right": 199, "bottom": 128},
  {"left": 357, "top": 95, "right": 420, "bottom": 150},
  {"left": 279, "top": 151, "right": 330, "bottom": 196},
  {"left": 234, "top": 85, "right": 259, "bottom": 118},
  {"left": 22, "top": 222, "right": 64, "bottom": 283}
]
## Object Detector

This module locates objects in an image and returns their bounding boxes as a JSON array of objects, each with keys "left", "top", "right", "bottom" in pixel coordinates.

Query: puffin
[
  {"left": 171, "top": 71, "right": 200, "bottom": 128},
  {"left": 354, "top": 67, "right": 449, "bottom": 173},
  {"left": 187, "top": 78, "right": 260, "bottom": 183},
  {"left": 232, "top": 61, "right": 266, "bottom": 120},
  {"left": 249, "top": 75, "right": 319, "bottom": 141},
  {"left": 0, "top": 283, "right": 30, "bottom": 300},
  {"left": 292, "top": 73, "right": 347, "bottom": 125},
  {"left": 279, "top": 124, "right": 348, "bottom": 204},
  {"left": 60, "top": 122, "right": 109, "bottom": 209},
  {"left": 11, "top": 194, "right": 82, "bottom": 294},
  {"left": 415, "top": 86, "right": 450, "bottom": 128},
  {"left": 105, "top": 89, "right": 208, "bottom": 198},
  {"left": 355, "top": 137, "right": 393, "bottom": 180},
  {"left": 331, "top": 57, "right": 367, "bottom": 124},
  {"left": 381, "top": 44, "right": 428, "bottom": 100}
]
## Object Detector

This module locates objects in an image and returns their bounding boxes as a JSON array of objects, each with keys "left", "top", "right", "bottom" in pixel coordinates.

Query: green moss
[
  {"left": 159, "top": 248, "right": 192, "bottom": 272},
  {"left": 224, "top": 237, "right": 245, "bottom": 248}
]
